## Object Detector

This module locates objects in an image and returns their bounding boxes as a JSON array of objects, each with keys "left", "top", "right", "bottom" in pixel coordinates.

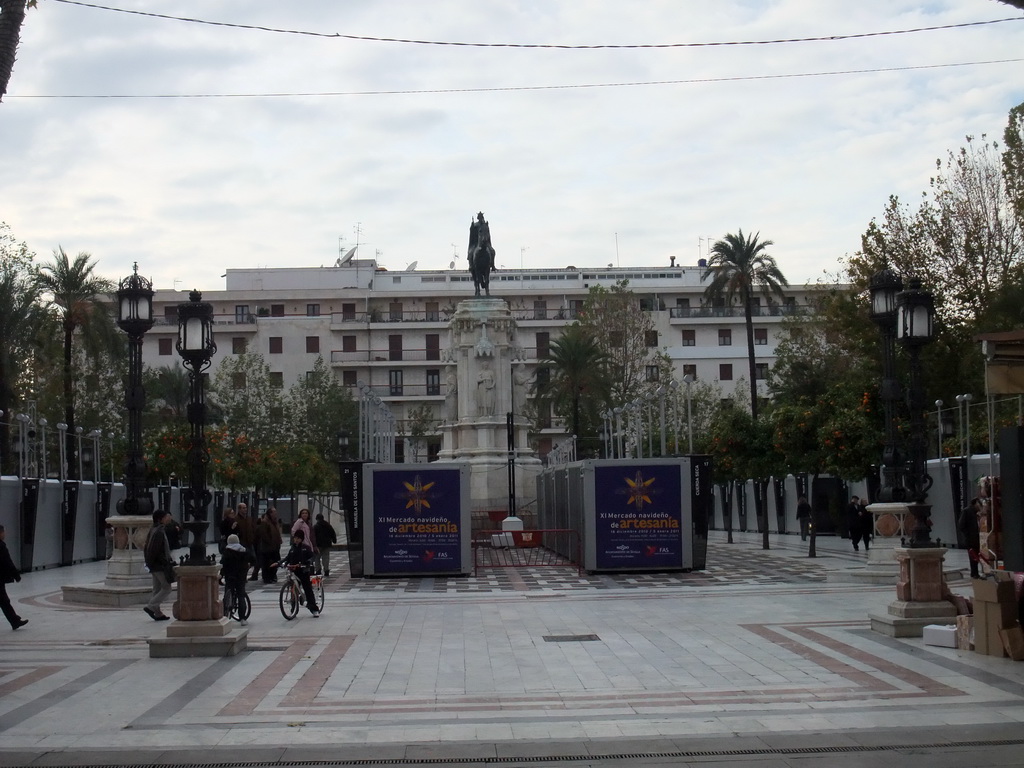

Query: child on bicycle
[
  {"left": 277, "top": 529, "right": 320, "bottom": 617},
  {"left": 221, "top": 533, "right": 255, "bottom": 625}
]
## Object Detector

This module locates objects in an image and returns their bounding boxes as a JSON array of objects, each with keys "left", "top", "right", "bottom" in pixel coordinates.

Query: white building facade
[{"left": 143, "top": 259, "right": 826, "bottom": 460}]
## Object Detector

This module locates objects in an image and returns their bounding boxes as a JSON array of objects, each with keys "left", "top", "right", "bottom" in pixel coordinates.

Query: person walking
[
  {"left": 313, "top": 513, "right": 338, "bottom": 577},
  {"left": 796, "top": 496, "right": 811, "bottom": 541},
  {"left": 143, "top": 510, "right": 174, "bottom": 621},
  {"left": 846, "top": 495, "right": 864, "bottom": 552},
  {"left": 218, "top": 506, "right": 236, "bottom": 554},
  {"left": 958, "top": 497, "right": 982, "bottom": 578},
  {"left": 858, "top": 497, "right": 872, "bottom": 553},
  {"left": 0, "top": 524, "right": 28, "bottom": 630},
  {"left": 291, "top": 509, "right": 317, "bottom": 561},
  {"left": 235, "top": 502, "right": 259, "bottom": 581},
  {"left": 256, "top": 507, "right": 283, "bottom": 584}
]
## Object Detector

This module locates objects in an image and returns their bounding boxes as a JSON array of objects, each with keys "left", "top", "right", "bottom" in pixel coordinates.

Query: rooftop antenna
[
  {"left": 615, "top": 232, "right": 620, "bottom": 267},
  {"left": 520, "top": 246, "right": 528, "bottom": 270},
  {"left": 406, "top": 261, "right": 418, "bottom": 271}
]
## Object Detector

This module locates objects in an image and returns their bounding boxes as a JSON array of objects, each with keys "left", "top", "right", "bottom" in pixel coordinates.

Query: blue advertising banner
[
  {"left": 593, "top": 463, "right": 682, "bottom": 570},
  {"left": 372, "top": 467, "right": 463, "bottom": 574}
]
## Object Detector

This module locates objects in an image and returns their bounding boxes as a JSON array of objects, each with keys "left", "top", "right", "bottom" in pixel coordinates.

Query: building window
[
  {"left": 681, "top": 329, "right": 695, "bottom": 346},
  {"left": 536, "top": 331, "right": 550, "bottom": 359},
  {"left": 683, "top": 364, "right": 697, "bottom": 380},
  {"left": 609, "top": 330, "right": 624, "bottom": 347},
  {"left": 342, "top": 335, "right": 357, "bottom": 353},
  {"left": 535, "top": 367, "right": 550, "bottom": 389},
  {"left": 342, "top": 302, "right": 356, "bottom": 321},
  {"left": 306, "top": 303, "right": 320, "bottom": 317},
  {"left": 569, "top": 299, "right": 585, "bottom": 318},
  {"left": 425, "top": 333, "right": 440, "bottom": 361},
  {"left": 389, "top": 334, "right": 403, "bottom": 361},
  {"left": 426, "top": 369, "right": 441, "bottom": 396},
  {"left": 718, "top": 329, "right": 732, "bottom": 346},
  {"left": 306, "top": 336, "right": 320, "bottom": 354},
  {"left": 676, "top": 297, "right": 691, "bottom": 309},
  {"left": 425, "top": 301, "right": 440, "bottom": 322},
  {"left": 719, "top": 364, "right": 733, "bottom": 381},
  {"left": 645, "top": 330, "right": 659, "bottom": 347},
  {"left": 754, "top": 328, "right": 768, "bottom": 345},
  {"left": 342, "top": 370, "right": 357, "bottom": 387},
  {"left": 234, "top": 305, "right": 249, "bottom": 323},
  {"left": 389, "top": 369, "right": 403, "bottom": 396},
  {"left": 645, "top": 365, "right": 660, "bottom": 382},
  {"left": 158, "top": 337, "right": 172, "bottom": 355},
  {"left": 389, "top": 302, "right": 403, "bottom": 322},
  {"left": 755, "top": 362, "right": 769, "bottom": 380},
  {"left": 269, "top": 372, "right": 284, "bottom": 388},
  {"left": 270, "top": 304, "right": 285, "bottom": 317},
  {"left": 232, "top": 372, "right": 246, "bottom": 390},
  {"left": 231, "top": 337, "right": 246, "bottom": 354},
  {"left": 533, "top": 300, "right": 547, "bottom": 320},
  {"left": 269, "top": 337, "right": 283, "bottom": 354}
]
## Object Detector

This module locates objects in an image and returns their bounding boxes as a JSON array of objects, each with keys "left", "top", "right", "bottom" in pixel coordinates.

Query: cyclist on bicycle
[
  {"left": 221, "top": 533, "right": 255, "bottom": 625},
  {"left": 276, "top": 530, "right": 320, "bottom": 617}
]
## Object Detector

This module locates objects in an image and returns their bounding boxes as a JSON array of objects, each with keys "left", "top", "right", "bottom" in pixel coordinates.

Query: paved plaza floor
[{"left": 2, "top": 530, "right": 1023, "bottom": 767}]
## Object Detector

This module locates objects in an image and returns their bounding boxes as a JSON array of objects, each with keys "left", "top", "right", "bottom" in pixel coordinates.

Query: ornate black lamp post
[
  {"left": 869, "top": 268, "right": 904, "bottom": 502},
  {"left": 176, "top": 290, "right": 217, "bottom": 566},
  {"left": 115, "top": 263, "right": 154, "bottom": 516},
  {"left": 869, "top": 269, "right": 936, "bottom": 542},
  {"left": 896, "top": 277, "right": 936, "bottom": 546}
]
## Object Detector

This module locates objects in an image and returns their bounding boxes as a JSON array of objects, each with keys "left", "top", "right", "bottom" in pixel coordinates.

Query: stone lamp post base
[
  {"left": 147, "top": 564, "right": 248, "bottom": 658},
  {"left": 869, "top": 547, "right": 956, "bottom": 637}
]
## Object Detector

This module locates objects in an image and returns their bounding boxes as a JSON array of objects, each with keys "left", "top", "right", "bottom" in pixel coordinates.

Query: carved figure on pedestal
[
  {"left": 476, "top": 363, "right": 496, "bottom": 417},
  {"left": 513, "top": 364, "right": 534, "bottom": 415},
  {"left": 445, "top": 369, "right": 459, "bottom": 422},
  {"left": 467, "top": 212, "right": 496, "bottom": 297}
]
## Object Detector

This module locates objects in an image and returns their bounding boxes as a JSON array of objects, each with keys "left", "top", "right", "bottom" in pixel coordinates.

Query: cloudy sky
[{"left": 2, "top": 1, "right": 1023, "bottom": 291}]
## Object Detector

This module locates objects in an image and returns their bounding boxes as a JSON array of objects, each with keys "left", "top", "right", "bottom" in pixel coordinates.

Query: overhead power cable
[
  {"left": 50, "top": 0, "right": 1024, "bottom": 50},
  {"left": 10, "top": 58, "right": 1022, "bottom": 99}
]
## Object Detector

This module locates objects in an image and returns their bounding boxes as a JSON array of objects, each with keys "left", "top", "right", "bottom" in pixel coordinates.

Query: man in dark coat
[
  {"left": 0, "top": 524, "right": 28, "bottom": 630},
  {"left": 256, "top": 507, "right": 284, "bottom": 584},
  {"left": 959, "top": 497, "right": 982, "bottom": 578},
  {"left": 313, "top": 513, "right": 338, "bottom": 577},
  {"left": 143, "top": 510, "right": 174, "bottom": 621},
  {"left": 847, "top": 496, "right": 865, "bottom": 552}
]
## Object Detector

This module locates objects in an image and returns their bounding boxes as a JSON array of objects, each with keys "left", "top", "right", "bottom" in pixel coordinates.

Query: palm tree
[
  {"left": 0, "top": 247, "right": 42, "bottom": 472},
  {"left": 703, "top": 230, "right": 789, "bottom": 421},
  {"left": 35, "top": 248, "right": 116, "bottom": 479},
  {"left": 538, "top": 324, "right": 609, "bottom": 450}
]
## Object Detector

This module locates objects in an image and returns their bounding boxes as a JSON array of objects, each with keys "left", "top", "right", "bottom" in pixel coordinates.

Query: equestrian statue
[{"left": 467, "top": 211, "right": 496, "bottom": 296}]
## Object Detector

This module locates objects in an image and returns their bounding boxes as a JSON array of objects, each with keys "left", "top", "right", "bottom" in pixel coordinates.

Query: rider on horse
[{"left": 467, "top": 212, "right": 496, "bottom": 296}]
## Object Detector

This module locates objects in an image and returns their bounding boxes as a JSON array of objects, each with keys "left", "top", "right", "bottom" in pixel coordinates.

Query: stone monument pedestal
[
  {"left": 437, "top": 298, "right": 541, "bottom": 526},
  {"left": 148, "top": 564, "right": 247, "bottom": 657},
  {"left": 62, "top": 515, "right": 156, "bottom": 607},
  {"left": 869, "top": 546, "right": 955, "bottom": 637}
]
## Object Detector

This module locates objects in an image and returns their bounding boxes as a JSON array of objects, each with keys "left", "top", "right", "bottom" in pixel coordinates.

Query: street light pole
[
  {"left": 683, "top": 374, "right": 694, "bottom": 454},
  {"left": 115, "top": 263, "right": 155, "bottom": 516},
  {"left": 176, "top": 289, "right": 217, "bottom": 566},
  {"left": 895, "top": 277, "right": 936, "bottom": 546},
  {"left": 869, "top": 269, "right": 905, "bottom": 502},
  {"left": 934, "top": 400, "right": 943, "bottom": 458}
]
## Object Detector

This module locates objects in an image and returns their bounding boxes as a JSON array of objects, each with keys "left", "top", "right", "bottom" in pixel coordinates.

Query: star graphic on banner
[
  {"left": 401, "top": 475, "right": 437, "bottom": 514},
  {"left": 623, "top": 471, "right": 656, "bottom": 511}
]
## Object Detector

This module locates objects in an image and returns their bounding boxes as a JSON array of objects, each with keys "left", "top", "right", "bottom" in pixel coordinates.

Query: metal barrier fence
[{"left": 472, "top": 528, "right": 582, "bottom": 576}]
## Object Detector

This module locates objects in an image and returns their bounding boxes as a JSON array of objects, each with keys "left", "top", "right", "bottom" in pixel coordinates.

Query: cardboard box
[
  {"left": 974, "top": 601, "right": 1011, "bottom": 657},
  {"left": 923, "top": 624, "right": 957, "bottom": 648},
  {"left": 956, "top": 615, "right": 974, "bottom": 651},
  {"left": 972, "top": 577, "right": 1017, "bottom": 605},
  {"left": 999, "top": 625, "right": 1024, "bottom": 661}
]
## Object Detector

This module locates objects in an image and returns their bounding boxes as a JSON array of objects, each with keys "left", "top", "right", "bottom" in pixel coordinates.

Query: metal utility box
[{"left": 362, "top": 463, "right": 471, "bottom": 577}]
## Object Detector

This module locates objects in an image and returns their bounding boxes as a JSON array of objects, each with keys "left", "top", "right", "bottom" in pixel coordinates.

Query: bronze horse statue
[{"left": 467, "top": 212, "right": 496, "bottom": 296}]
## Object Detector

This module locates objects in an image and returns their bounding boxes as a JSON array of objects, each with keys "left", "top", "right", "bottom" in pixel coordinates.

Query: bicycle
[
  {"left": 223, "top": 581, "right": 251, "bottom": 624},
  {"left": 278, "top": 567, "right": 324, "bottom": 620}
]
